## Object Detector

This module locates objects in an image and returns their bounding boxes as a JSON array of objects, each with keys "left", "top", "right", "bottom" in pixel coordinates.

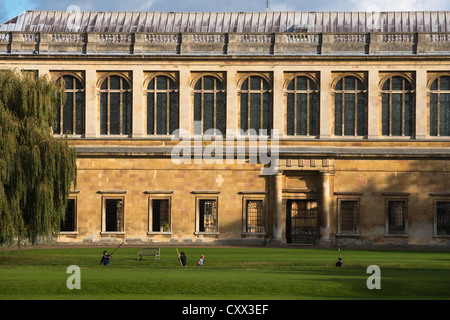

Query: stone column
[
  {"left": 272, "top": 171, "right": 284, "bottom": 244},
  {"left": 320, "top": 171, "right": 334, "bottom": 244}
]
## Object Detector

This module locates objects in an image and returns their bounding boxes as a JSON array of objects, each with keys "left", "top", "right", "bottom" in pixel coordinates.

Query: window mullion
[
  {"left": 306, "top": 80, "right": 310, "bottom": 136},
  {"left": 294, "top": 77, "right": 298, "bottom": 135},
  {"left": 72, "top": 78, "right": 76, "bottom": 134},
  {"left": 166, "top": 78, "right": 170, "bottom": 135},
  {"left": 437, "top": 78, "right": 441, "bottom": 136},
  {"left": 354, "top": 90, "right": 357, "bottom": 136},
  {"left": 260, "top": 78, "right": 264, "bottom": 133},
  {"left": 107, "top": 77, "right": 111, "bottom": 135},
  {"left": 153, "top": 90, "right": 157, "bottom": 135},
  {"left": 389, "top": 80, "right": 392, "bottom": 136},
  {"left": 119, "top": 79, "right": 123, "bottom": 135}
]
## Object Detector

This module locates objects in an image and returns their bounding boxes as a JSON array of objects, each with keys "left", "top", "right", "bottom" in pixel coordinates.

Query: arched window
[
  {"left": 381, "top": 75, "right": 414, "bottom": 137},
  {"left": 146, "top": 75, "right": 178, "bottom": 135},
  {"left": 240, "top": 75, "right": 272, "bottom": 135},
  {"left": 286, "top": 75, "right": 319, "bottom": 136},
  {"left": 53, "top": 75, "right": 84, "bottom": 135},
  {"left": 333, "top": 75, "right": 367, "bottom": 136},
  {"left": 99, "top": 75, "right": 132, "bottom": 135},
  {"left": 429, "top": 75, "right": 450, "bottom": 137},
  {"left": 193, "top": 75, "right": 225, "bottom": 135}
]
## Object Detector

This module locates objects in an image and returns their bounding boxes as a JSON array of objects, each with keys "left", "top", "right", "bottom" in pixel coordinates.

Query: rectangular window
[
  {"left": 60, "top": 198, "right": 77, "bottom": 232},
  {"left": 151, "top": 198, "right": 171, "bottom": 233},
  {"left": 103, "top": 198, "right": 125, "bottom": 232},
  {"left": 245, "top": 200, "right": 265, "bottom": 233},
  {"left": 197, "top": 198, "right": 218, "bottom": 233},
  {"left": 436, "top": 201, "right": 450, "bottom": 236},
  {"left": 337, "top": 199, "right": 360, "bottom": 235},
  {"left": 386, "top": 199, "right": 408, "bottom": 235}
]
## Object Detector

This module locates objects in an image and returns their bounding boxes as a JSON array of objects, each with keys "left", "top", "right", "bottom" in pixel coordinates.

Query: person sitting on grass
[
  {"left": 197, "top": 254, "right": 205, "bottom": 266},
  {"left": 100, "top": 251, "right": 112, "bottom": 266},
  {"left": 336, "top": 256, "right": 342, "bottom": 267}
]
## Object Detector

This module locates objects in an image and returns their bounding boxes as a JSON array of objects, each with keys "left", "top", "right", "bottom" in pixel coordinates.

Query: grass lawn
[{"left": 0, "top": 246, "right": 449, "bottom": 300}]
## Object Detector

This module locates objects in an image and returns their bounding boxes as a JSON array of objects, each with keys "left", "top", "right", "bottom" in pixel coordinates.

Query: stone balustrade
[{"left": 0, "top": 31, "right": 448, "bottom": 56}]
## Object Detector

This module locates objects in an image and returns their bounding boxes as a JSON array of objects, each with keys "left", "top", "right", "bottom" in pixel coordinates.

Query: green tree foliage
[{"left": 0, "top": 69, "right": 77, "bottom": 245}]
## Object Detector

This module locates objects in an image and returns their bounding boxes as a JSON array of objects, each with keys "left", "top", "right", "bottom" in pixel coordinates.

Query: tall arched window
[
  {"left": 381, "top": 75, "right": 414, "bottom": 137},
  {"left": 286, "top": 75, "right": 319, "bottom": 136},
  {"left": 146, "top": 75, "right": 178, "bottom": 135},
  {"left": 193, "top": 75, "right": 225, "bottom": 135},
  {"left": 333, "top": 75, "right": 367, "bottom": 136},
  {"left": 429, "top": 75, "right": 450, "bottom": 137},
  {"left": 240, "top": 75, "right": 272, "bottom": 135},
  {"left": 99, "top": 75, "right": 132, "bottom": 135},
  {"left": 53, "top": 75, "right": 85, "bottom": 135}
]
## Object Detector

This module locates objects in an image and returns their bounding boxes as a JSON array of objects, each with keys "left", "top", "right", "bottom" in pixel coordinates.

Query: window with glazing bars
[
  {"left": 436, "top": 201, "right": 450, "bottom": 235},
  {"left": 246, "top": 200, "right": 264, "bottom": 233},
  {"left": 286, "top": 76, "right": 319, "bottom": 136},
  {"left": 105, "top": 198, "right": 124, "bottom": 232},
  {"left": 54, "top": 75, "right": 85, "bottom": 135},
  {"left": 338, "top": 200, "right": 360, "bottom": 234},
  {"left": 199, "top": 199, "right": 218, "bottom": 233},
  {"left": 381, "top": 76, "right": 414, "bottom": 137},
  {"left": 152, "top": 199, "right": 170, "bottom": 232},
  {"left": 429, "top": 76, "right": 450, "bottom": 137},
  {"left": 387, "top": 200, "right": 407, "bottom": 235},
  {"left": 240, "top": 75, "right": 272, "bottom": 135},
  {"left": 100, "top": 75, "right": 132, "bottom": 135},
  {"left": 334, "top": 76, "right": 367, "bottom": 136},
  {"left": 193, "top": 75, "right": 226, "bottom": 135},
  {"left": 147, "top": 75, "right": 179, "bottom": 135}
]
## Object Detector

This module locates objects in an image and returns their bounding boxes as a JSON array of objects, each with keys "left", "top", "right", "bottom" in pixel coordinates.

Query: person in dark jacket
[
  {"left": 336, "top": 256, "right": 342, "bottom": 267},
  {"left": 178, "top": 251, "right": 187, "bottom": 267},
  {"left": 100, "top": 251, "right": 112, "bottom": 266}
]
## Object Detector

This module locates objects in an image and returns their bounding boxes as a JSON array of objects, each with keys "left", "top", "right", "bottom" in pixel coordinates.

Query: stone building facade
[{"left": 1, "top": 11, "right": 449, "bottom": 247}]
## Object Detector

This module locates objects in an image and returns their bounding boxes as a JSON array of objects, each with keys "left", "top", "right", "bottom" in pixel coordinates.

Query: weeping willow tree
[{"left": 0, "top": 69, "right": 77, "bottom": 246}]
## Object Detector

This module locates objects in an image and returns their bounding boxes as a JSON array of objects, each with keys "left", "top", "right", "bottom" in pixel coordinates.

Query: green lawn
[{"left": 0, "top": 246, "right": 449, "bottom": 300}]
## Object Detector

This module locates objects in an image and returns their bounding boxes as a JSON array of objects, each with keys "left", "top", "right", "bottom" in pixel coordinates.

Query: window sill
[
  {"left": 194, "top": 232, "right": 219, "bottom": 235},
  {"left": 330, "top": 135, "right": 366, "bottom": 140},
  {"left": 432, "top": 234, "right": 450, "bottom": 238},
  {"left": 60, "top": 231, "right": 78, "bottom": 235},
  {"left": 384, "top": 233, "right": 409, "bottom": 238},
  {"left": 54, "top": 134, "right": 84, "bottom": 139},
  {"left": 379, "top": 136, "right": 415, "bottom": 140},
  {"left": 147, "top": 231, "right": 172, "bottom": 235},
  {"left": 100, "top": 232, "right": 125, "bottom": 235},
  {"left": 241, "top": 232, "right": 266, "bottom": 236},
  {"left": 336, "top": 233, "right": 361, "bottom": 237}
]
